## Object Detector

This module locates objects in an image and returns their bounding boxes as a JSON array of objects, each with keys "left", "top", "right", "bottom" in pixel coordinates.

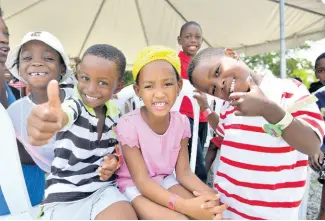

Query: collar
[
  {"left": 258, "top": 72, "right": 283, "bottom": 105},
  {"left": 178, "top": 51, "right": 191, "bottom": 63},
  {"left": 73, "top": 86, "right": 120, "bottom": 118}
]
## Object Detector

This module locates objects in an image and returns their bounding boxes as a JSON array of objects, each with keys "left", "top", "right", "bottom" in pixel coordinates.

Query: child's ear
[
  {"left": 113, "top": 80, "right": 124, "bottom": 94},
  {"left": 133, "top": 82, "right": 141, "bottom": 98},
  {"left": 177, "top": 78, "right": 183, "bottom": 94},
  {"left": 177, "top": 36, "right": 181, "bottom": 45},
  {"left": 224, "top": 48, "right": 239, "bottom": 60}
]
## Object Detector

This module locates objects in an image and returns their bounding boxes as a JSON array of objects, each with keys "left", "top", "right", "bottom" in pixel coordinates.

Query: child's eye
[
  {"left": 215, "top": 67, "right": 220, "bottom": 77},
  {"left": 165, "top": 82, "right": 173, "bottom": 87},
  {"left": 22, "top": 56, "right": 31, "bottom": 61},
  {"left": 196, "top": 36, "right": 201, "bottom": 40},
  {"left": 144, "top": 85, "right": 152, "bottom": 89},
  {"left": 99, "top": 81, "right": 108, "bottom": 86},
  {"left": 81, "top": 76, "right": 89, "bottom": 81},
  {"left": 4, "top": 31, "right": 9, "bottom": 37},
  {"left": 44, "top": 57, "right": 54, "bottom": 61},
  {"left": 186, "top": 36, "right": 191, "bottom": 39}
]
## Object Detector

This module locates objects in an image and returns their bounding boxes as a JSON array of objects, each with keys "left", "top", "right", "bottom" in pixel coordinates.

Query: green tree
[
  {"left": 123, "top": 70, "right": 134, "bottom": 87},
  {"left": 242, "top": 44, "right": 316, "bottom": 88}
]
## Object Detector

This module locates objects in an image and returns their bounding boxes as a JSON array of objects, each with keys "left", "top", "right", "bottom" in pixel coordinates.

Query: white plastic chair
[
  {"left": 112, "top": 85, "right": 142, "bottom": 115},
  {"left": 0, "top": 103, "right": 34, "bottom": 220},
  {"left": 171, "top": 79, "right": 200, "bottom": 172}
]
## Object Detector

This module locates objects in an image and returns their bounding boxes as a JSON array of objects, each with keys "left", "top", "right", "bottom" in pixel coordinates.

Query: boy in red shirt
[{"left": 178, "top": 21, "right": 208, "bottom": 182}]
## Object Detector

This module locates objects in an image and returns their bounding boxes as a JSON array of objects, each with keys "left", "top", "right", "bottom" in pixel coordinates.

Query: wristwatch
[
  {"left": 168, "top": 194, "right": 180, "bottom": 211},
  {"left": 263, "top": 111, "right": 294, "bottom": 137},
  {"left": 203, "top": 107, "right": 213, "bottom": 119}
]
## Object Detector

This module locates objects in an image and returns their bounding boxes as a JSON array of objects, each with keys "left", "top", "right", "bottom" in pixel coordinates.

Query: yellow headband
[{"left": 132, "top": 45, "right": 181, "bottom": 80}]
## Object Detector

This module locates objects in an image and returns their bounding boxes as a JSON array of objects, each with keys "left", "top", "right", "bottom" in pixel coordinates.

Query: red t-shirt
[{"left": 178, "top": 51, "right": 207, "bottom": 122}]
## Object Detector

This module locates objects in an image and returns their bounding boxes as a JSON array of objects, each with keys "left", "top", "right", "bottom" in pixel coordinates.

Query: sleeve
[
  {"left": 115, "top": 116, "right": 140, "bottom": 148},
  {"left": 182, "top": 115, "right": 191, "bottom": 139},
  {"left": 60, "top": 98, "right": 82, "bottom": 131},
  {"left": 290, "top": 84, "right": 325, "bottom": 141},
  {"left": 211, "top": 136, "right": 223, "bottom": 149}
]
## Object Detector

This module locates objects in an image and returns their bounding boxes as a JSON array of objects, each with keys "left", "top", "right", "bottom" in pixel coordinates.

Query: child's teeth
[
  {"left": 86, "top": 95, "right": 98, "bottom": 100},
  {"left": 154, "top": 102, "right": 165, "bottom": 107},
  {"left": 230, "top": 78, "right": 235, "bottom": 93},
  {"left": 31, "top": 72, "right": 46, "bottom": 76}
]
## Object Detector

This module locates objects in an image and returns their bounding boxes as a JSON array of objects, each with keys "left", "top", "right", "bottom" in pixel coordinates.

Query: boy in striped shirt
[
  {"left": 26, "top": 44, "right": 137, "bottom": 220},
  {"left": 187, "top": 47, "right": 325, "bottom": 219}
]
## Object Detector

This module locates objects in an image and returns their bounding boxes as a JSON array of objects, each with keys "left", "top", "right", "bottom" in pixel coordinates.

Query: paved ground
[{"left": 307, "top": 170, "right": 322, "bottom": 220}]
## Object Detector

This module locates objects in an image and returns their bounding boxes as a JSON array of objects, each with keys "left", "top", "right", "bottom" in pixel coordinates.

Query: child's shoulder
[{"left": 170, "top": 110, "right": 189, "bottom": 125}]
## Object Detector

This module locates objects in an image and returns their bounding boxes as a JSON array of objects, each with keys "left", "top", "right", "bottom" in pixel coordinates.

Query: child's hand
[
  {"left": 229, "top": 76, "right": 268, "bottom": 117},
  {"left": 193, "top": 191, "right": 229, "bottom": 220},
  {"left": 98, "top": 155, "right": 119, "bottom": 181},
  {"left": 193, "top": 90, "right": 210, "bottom": 112},
  {"left": 309, "top": 150, "right": 324, "bottom": 172},
  {"left": 183, "top": 193, "right": 220, "bottom": 220},
  {"left": 27, "top": 80, "right": 66, "bottom": 146}
]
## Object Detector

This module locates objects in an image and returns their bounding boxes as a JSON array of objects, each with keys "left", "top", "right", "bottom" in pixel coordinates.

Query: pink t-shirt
[{"left": 115, "top": 108, "right": 191, "bottom": 192}]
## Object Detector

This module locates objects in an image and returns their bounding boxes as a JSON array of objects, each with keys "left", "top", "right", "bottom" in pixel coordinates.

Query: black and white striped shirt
[{"left": 43, "top": 94, "right": 120, "bottom": 204}]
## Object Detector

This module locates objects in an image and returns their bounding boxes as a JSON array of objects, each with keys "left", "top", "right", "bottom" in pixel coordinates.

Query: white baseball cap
[{"left": 5, "top": 31, "right": 72, "bottom": 83}]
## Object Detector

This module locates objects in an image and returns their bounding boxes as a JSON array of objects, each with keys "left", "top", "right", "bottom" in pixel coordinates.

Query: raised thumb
[{"left": 47, "top": 80, "right": 61, "bottom": 109}]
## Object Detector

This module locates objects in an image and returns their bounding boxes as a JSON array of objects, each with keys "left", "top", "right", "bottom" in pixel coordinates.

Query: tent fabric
[{"left": 1, "top": 0, "right": 325, "bottom": 68}]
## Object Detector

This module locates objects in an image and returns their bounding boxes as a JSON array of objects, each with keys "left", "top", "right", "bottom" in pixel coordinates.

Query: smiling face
[
  {"left": 77, "top": 54, "right": 122, "bottom": 108},
  {"left": 134, "top": 60, "right": 182, "bottom": 117},
  {"left": 178, "top": 24, "right": 202, "bottom": 57},
  {"left": 191, "top": 54, "right": 251, "bottom": 101},
  {"left": 19, "top": 40, "right": 64, "bottom": 90}
]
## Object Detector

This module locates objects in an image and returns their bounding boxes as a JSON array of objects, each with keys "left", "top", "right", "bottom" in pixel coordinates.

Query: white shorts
[
  {"left": 39, "top": 185, "right": 128, "bottom": 220},
  {"left": 124, "top": 174, "right": 179, "bottom": 202}
]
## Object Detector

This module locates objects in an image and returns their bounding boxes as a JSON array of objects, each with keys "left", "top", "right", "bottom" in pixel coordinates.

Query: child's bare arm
[
  {"left": 206, "top": 141, "right": 218, "bottom": 172},
  {"left": 176, "top": 138, "right": 215, "bottom": 194},
  {"left": 27, "top": 80, "right": 68, "bottom": 146},
  {"left": 122, "top": 144, "right": 219, "bottom": 219}
]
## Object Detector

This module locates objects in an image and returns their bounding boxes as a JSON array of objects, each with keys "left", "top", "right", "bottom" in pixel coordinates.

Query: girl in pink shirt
[{"left": 115, "top": 46, "right": 227, "bottom": 220}]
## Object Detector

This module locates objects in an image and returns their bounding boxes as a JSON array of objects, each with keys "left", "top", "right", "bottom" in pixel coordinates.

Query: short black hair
[
  {"left": 83, "top": 44, "right": 126, "bottom": 79},
  {"left": 179, "top": 21, "right": 201, "bottom": 36},
  {"left": 315, "top": 52, "right": 325, "bottom": 70},
  {"left": 188, "top": 48, "right": 225, "bottom": 84}
]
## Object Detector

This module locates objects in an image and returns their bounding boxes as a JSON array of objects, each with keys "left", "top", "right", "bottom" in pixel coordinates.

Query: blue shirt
[
  {"left": 316, "top": 91, "right": 325, "bottom": 151},
  {"left": 4, "top": 83, "right": 16, "bottom": 105},
  {"left": 0, "top": 84, "right": 45, "bottom": 215},
  {"left": 0, "top": 165, "right": 45, "bottom": 215}
]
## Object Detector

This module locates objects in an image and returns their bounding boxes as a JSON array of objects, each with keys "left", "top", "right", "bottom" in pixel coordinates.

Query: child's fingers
[
  {"left": 209, "top": 204, "right": 228, "bottom": 215},
  {"left": 98, "top": 167, "right": 114, "bottom": 176},
  {"left": 201, "top": 199, "right": 219, "bottom": 209},
  {"left": 229, "top": 92, "right": 246, "bottom": 100},
  {"left": 47, "top": 80, "right": 61, "bottom": 110},
  {"left": 28, "top": 135, "right": 50, "bottom": 146},
  {"left": 27, "top": 126, "right": 54, "bottom": 143},
  {"left": 213, "top": 213, "right": 223, "bottom": 220}
]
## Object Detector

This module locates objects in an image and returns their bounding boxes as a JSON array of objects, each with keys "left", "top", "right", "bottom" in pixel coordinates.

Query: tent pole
[{"left": 280, "top": 0, "right": 286, "bottom": 79}]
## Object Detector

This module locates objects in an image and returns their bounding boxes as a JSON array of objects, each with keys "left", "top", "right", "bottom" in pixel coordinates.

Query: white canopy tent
[{"left": 1, "top": 0, "right": 325, "bottom": 70}]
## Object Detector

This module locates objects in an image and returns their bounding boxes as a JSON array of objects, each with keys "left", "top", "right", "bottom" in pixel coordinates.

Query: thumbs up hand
[{"left": 27, "top": 80, "right": 68, "bottom": 146}]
